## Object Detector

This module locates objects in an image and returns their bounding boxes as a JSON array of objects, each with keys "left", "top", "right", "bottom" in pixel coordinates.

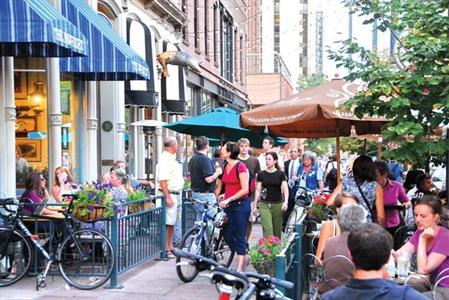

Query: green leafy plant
[
  {"left": 73, "top": 182, "right": 114, "bottom": 218},
  {"left": 250, "top": 236, "right": 283, "bottom": 266},
  {"left": 329, "top": 0, "right": 449, "bottom": 170},
  {"left": 127, "top": 190, "right": 147, "bottom": 202}
]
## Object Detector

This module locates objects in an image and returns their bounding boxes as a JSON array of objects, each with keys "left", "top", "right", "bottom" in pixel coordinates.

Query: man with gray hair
[
  {"left": 319, "top": 204, "right": 366, "bottom": 294},
  {"left": 157, "top": 136, "right": 184, "bottom": 259}
]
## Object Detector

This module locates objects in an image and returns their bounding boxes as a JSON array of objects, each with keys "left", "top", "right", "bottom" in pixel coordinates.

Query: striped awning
[
  {"left": 59, "top": 0, "right": 151, "bottom": 81},
  {"left": 161, "top": 42, "right": 186, "bottom": 115},
  {"left": 124, "top": 19, "right": 157, "bottom": 107},
  {"left": 0, "top": 0, "right": 88, "bottom": 57}
]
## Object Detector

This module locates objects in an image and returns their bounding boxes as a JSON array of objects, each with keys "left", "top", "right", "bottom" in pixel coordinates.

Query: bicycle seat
[{"left": 210, "top": 266, "right": 249, "bottom": 291}]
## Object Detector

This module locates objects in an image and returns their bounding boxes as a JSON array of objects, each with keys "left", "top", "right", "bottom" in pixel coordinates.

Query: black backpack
[{"left": 325, "top": 161, "right": 338, "bottom": 191}]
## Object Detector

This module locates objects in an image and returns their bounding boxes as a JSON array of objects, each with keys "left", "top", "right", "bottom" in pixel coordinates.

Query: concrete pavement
[{"left": 0, "top": 224, "right": 262, "bottom": 300}]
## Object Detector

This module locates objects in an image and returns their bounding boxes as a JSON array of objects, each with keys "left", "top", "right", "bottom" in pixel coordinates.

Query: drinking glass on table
[{"left": 397, "top": 252, "right": 411, "bottom": 279}]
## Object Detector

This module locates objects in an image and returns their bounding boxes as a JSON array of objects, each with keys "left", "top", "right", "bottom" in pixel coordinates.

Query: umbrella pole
[
  {"left": 220, "top": 131, "right": 224, "bottom": 147},
  {"left": 336, "top": 136, "right": 341, "bottom": 185}
]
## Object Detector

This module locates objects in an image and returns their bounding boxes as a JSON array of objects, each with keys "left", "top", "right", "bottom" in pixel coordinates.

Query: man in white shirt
[
  {"left": 157, "top": 137, "right": 184, "bottom": 259},
  {"left": 258, "top": 137, "right": 284, "bottom": 171}
]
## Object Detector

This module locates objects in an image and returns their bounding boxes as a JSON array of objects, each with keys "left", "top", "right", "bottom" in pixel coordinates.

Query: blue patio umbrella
[{"left": 164, "top": 107, "right": 286, "bottom": 148}]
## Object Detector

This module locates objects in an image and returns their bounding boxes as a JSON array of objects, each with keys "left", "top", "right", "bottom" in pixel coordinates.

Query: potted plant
[
  {"left": 249, "top": 236, "right": 283, "bottom": 276},
  {"left": 128, "top": 190, "right": 152, "bottom": 213},
  {"left": 73, "top": 182, "right": 114, "bottom": 222},
  {"left": 308, "top": 193, "right": 331, "bottom": 222}
]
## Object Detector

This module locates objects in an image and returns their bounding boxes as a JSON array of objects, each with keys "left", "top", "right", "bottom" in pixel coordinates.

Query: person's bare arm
[
  {"left": 375, "top": 185, "right": 385, "bottom": 226},
  {"left": 205, "top": 167, "right": 222, "bottom": 184},
  {"left": 281, "top": 180, "right": 289, "bottom": 211},
  {"left": 159, "top": 180, "right": 173, "bottom": 207},
  {"left": 254, "top": 181, "right": 262, "bottom": 213},
  {"left": 326, "top": 183, "right": 342, "bottom": 207}
]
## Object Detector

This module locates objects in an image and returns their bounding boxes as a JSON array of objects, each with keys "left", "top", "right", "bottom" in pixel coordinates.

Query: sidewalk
[{"left": 0, "top": 224, "right": 262, "bottom": 300}]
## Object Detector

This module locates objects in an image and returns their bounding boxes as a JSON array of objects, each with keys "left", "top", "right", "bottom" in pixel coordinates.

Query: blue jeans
[
  {"left": 192, "top": 192, "right": 217, "bottom": 221},
  {"left": 224, "top": 198, "right": 251, "bottom": 255}
]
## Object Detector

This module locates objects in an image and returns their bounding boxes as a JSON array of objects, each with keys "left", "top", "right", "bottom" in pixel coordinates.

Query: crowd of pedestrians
[{"left": 16, "top": 133, "right": 449, "bottom": 299}]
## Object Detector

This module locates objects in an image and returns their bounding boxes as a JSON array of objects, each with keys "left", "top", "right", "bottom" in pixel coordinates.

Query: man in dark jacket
[{"left": 323, "top": 223, "right": 426, "bottom": 300}]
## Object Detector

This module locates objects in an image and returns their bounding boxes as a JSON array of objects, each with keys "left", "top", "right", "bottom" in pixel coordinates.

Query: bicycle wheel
[
  {"left": 176, "top": 227, "right": 205, "bottom": 283},
  {"left": 284, "top": 208, "right": 298, "bottom": 238},
  {"left": 0, "top": 229, "right": 32, "bottom": 287},
  {"left": 58, "top": 228, "right": 114, "bottom": 290},
  {"left": 212, "top": 229, "right": 234, "bottom": 267}
]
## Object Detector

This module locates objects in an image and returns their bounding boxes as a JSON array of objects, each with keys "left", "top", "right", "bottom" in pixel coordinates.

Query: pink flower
[{"left": 423, "top": 88, "right": 430, "bottom": 95}]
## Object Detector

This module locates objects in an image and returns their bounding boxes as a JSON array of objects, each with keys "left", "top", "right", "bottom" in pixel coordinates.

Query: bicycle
[
  {"left": 176, "top": 198, "right": 234, "bottom": 282},
  {"left": 0, "top": 197, "right": 115, "bottom": 290},
  {"left": 173, "top": 248, "right": 294, "bottom": 300},
  {"left": 284, "top": 187, "right": 332, "bottom": 238}
]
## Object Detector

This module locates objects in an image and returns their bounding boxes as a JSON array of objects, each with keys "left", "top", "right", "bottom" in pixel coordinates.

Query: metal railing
[{"left": 9, "top": 197, "right": 166, "bottom": 288}]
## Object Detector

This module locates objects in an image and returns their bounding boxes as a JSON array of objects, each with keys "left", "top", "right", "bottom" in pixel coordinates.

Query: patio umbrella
[
  {"left": 240, "top": 79, "right": 388, "bottom": 181},
  {"left": 164, "top": 107, "right": 286, "bottom": 148}
]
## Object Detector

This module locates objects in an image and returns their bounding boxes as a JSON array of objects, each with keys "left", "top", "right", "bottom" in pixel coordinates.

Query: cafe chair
[
  {"left": 393, "top": 225, "right": 415, "bottom": 249},
  {"left": 433, "top": 267, "right": 449, "bottom": 300},
  {"left": 318, "top": 254, "right": 354, "bottom": 294}
]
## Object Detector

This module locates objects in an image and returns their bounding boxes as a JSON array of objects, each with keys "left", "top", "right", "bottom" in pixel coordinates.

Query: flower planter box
[
  {"left": 253, "top": 261, "right": 276, "bottom": 277},
  {"left": 74, "top": 204, "right": 107, "bottom": 222}
]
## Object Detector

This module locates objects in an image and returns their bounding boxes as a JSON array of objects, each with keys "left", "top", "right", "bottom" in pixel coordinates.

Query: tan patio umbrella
[{"left": 240, "top": 79, "right": 388, "bottom": 183}]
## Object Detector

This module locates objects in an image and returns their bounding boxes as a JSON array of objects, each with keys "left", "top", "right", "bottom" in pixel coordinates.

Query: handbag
[{"left": 356, "top": 184, "right": 377, "bottom": 223}]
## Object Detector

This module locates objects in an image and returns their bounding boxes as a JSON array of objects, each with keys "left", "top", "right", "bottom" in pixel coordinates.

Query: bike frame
[
  {"left": 1, "top": 201, "right": 99, "bottom": 287},
  {"left": 191, "top": 201, "right": 217, "bottom": 256}
]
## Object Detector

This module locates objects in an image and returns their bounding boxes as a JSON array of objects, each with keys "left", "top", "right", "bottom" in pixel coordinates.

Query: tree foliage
[
  {"left": 329, "top": 0, "right": 449, "bottom": 169},
  {"left": 297, "top": 73, "right": 328, "bottom": 92},
  {"left": 305, "top": 137, "right": 377, "bottom": 156}
]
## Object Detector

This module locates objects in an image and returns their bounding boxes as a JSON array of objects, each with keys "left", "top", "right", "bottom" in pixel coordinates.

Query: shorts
[{"left": 166, "top": 193, "right": 180, "bottom": 226}]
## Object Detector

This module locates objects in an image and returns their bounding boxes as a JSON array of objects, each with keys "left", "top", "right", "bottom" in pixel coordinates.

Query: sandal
[{"left": 166, "top": 250, "right": 175, "bottom": 259}]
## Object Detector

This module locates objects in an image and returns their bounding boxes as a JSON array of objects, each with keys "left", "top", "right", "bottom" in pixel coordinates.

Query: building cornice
[{"left": 143, "top": 0, "right": 187, "bottom": 31}]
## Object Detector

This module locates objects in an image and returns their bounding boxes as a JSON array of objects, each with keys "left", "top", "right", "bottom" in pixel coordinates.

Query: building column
[
  {"left": 84, "top": 0, "right": 99, "bottom": 182},
  {"left": 46, "top": 57, "right": 62, "bottom": 188},
  {"left": 86, "top": 82, "right": 98, "bottom": 181},
  {"left": 137, "top": 108, "right": 146, "bottom": 178},
  {"left": 0, "top": 57, "right": 16, "bottom": 198}
]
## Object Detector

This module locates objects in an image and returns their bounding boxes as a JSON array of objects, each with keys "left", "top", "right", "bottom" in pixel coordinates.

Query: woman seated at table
[
  {"left": 315, "top": 192, "right": 360, "bottom": 262},
  {"left": 21, "top": 172, "right": 61, "bottom": 217},
  {"left": 394, "top": 195, "right": 449, "bottom": 299},
  {"left": 51, "top": 166, "right": 77, "bottom": 202},
  {"left": 318, "top": 204, "right": 366, "bottom": 294}
]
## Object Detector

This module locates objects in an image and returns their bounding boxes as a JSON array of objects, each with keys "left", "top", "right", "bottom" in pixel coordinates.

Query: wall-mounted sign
[{"left": 101, "top": 121, "right": 113, "bottom": 132}]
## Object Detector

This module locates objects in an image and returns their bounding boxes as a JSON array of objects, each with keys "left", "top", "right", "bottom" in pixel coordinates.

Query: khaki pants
[{"left": 259, "top": 202, "right": 283, "bottom": 239}]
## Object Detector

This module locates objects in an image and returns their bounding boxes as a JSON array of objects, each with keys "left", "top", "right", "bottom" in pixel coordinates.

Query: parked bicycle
[
  {"left": 0, "top": 197, "right": 114, "bottom": 290},
  {"left": 284, "top": 188, "right": 332, "bottom": 238},
  {"left": 173, "top": 248, "right": 294, "bottom": 300},
  {"left": 176, "top": 198, "right": 234, "bottom": 282}
]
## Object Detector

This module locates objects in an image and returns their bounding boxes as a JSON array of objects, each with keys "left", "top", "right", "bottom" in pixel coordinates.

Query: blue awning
[
  {"left": 0, "top": 0, "right": 88, "bottom": 57},
  {"left": 59, "top": 0, "right": 151, "bottom": 81}
]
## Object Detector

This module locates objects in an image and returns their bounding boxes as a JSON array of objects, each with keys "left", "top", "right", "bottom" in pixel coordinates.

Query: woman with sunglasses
[{"left": 21, "top": 171, "right": 60, "bottom": 217}]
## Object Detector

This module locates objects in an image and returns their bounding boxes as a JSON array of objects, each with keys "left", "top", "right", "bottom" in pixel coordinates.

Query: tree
[
  {"left": 329, "top": 0, "right": 449, "bottom": 171},
  {"left": 297, "top": 73, "right": 328, "bottom": 92}
]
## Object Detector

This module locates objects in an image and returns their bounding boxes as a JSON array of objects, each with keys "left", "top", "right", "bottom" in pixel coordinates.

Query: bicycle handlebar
[
  {"left": 172, "top": 248, "right": 294, "bottom": 294},
  {"left": 243, "top": 272, "right": 294, "bottom": 290},
  {"left": 172, "top": 248, "right": 221, "bottom": 268}
]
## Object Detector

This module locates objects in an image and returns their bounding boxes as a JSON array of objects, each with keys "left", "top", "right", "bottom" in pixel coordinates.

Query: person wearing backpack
[
  {"left": 237, "top": 138, "right": 261, "bottom": 238},
  {"left": 216, "top": 142, "right": 251, "bottom": 272}
]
